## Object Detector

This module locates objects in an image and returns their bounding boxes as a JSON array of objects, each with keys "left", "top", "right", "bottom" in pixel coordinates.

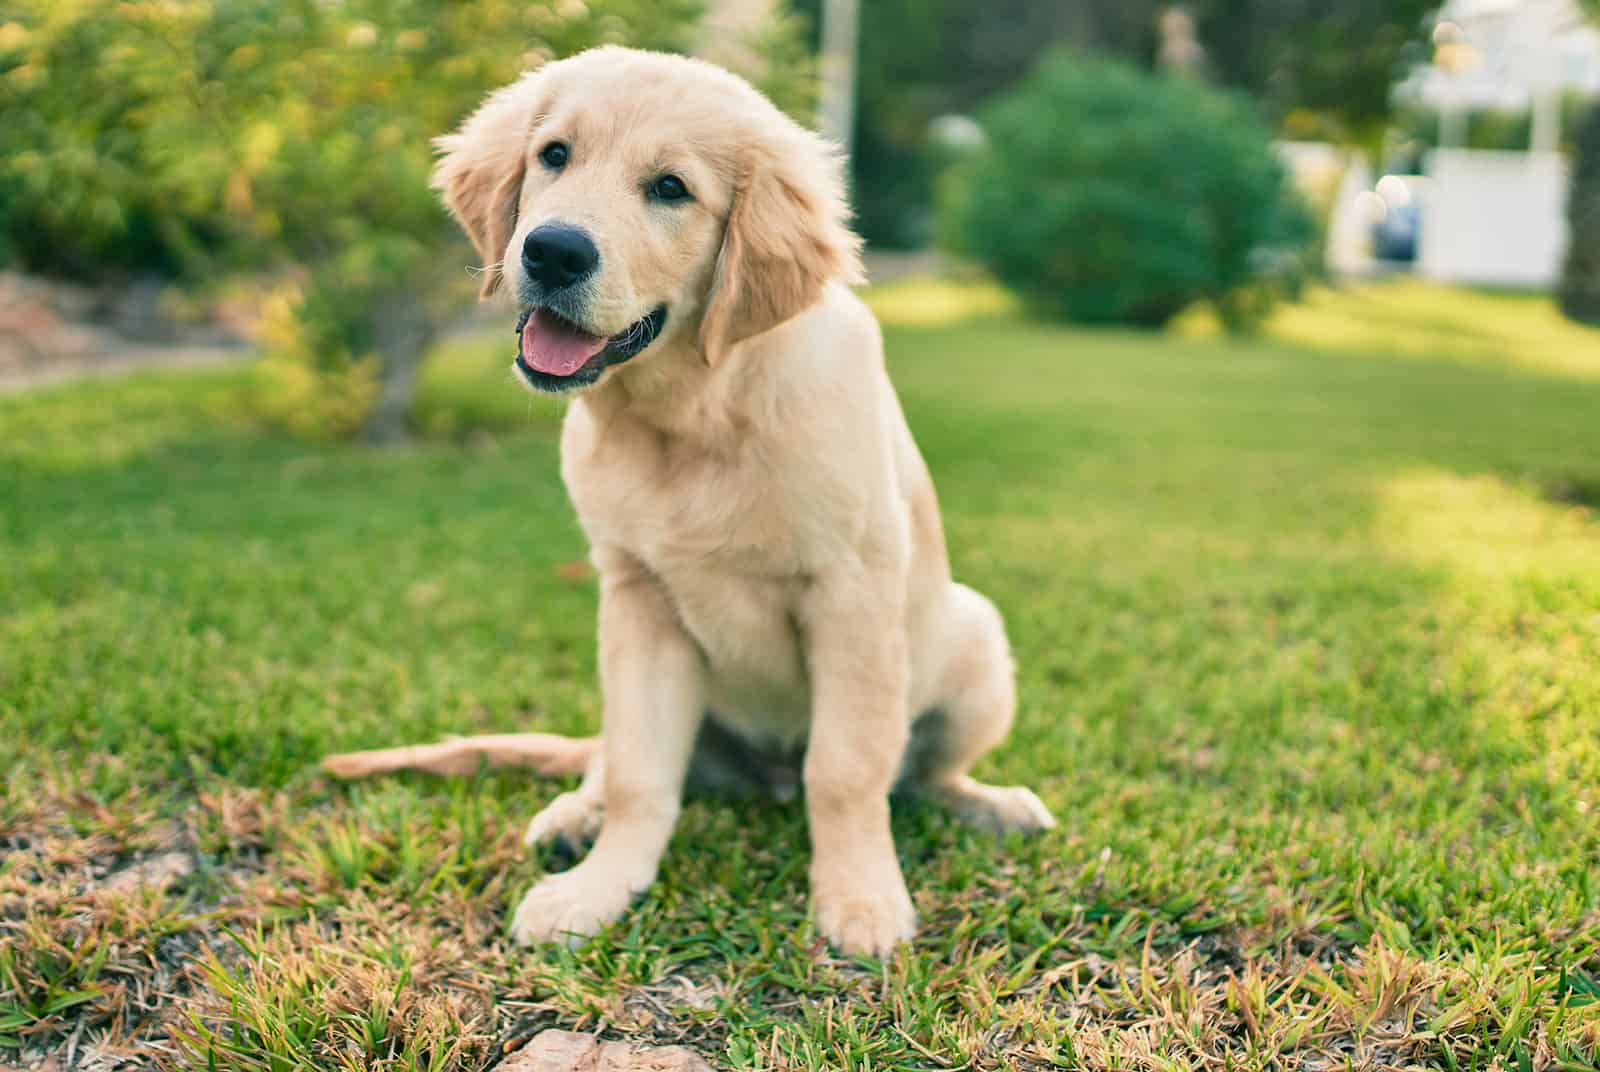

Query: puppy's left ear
[
  {"left": 699, "top": 129, "right": 864, "bottom": 365},
  {"left": 432, "top": 72, "right": 543, "bottom": 299}
]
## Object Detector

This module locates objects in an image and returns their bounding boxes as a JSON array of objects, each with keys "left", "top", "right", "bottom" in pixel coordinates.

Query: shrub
[{"left": 940, "top": 54, "right": 1313, "bottom": 332}]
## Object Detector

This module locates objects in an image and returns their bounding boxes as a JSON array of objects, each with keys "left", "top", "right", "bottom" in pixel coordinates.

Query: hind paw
[
  {"left": 524, "top": 790, "right": 605, "bottom": 853},
  {"left": 934, "top": 777, "right": 1056, "bottom": 835}
]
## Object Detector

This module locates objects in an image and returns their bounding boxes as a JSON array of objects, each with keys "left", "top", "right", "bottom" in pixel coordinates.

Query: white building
[{"left": 1386, "top": 0, "right": 1599, "bottom": 287}]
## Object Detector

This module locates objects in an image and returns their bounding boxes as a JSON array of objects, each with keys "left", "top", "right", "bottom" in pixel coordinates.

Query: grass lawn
[{"left": 3, "top": 278, "right": 1599, "bottom": 1070}]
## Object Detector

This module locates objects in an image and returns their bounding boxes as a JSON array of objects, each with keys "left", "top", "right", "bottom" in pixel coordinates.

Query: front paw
[
  {"left": 812, "top": 877, "right": 917, "bottom": 957},
  {"left": 508, "top": 864, "right": 640, "bottom": 947}
]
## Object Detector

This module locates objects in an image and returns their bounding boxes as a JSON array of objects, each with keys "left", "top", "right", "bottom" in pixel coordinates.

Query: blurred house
[
  {"left": 1395, "top": 0, "right": 1600, "bottom": 148},
  {"left": 1385, "top": 0, "right": 1600, "bottom": 287}
]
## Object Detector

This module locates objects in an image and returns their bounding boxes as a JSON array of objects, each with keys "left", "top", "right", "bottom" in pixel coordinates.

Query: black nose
[{"left": 522, "top": 225, "right": 599, "bottom": 291}]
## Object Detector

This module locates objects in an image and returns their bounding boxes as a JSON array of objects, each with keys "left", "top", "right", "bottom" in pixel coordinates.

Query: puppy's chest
[
  {"left": 639, "top": 551, "right": 816, "bottom": 747},
  {"left": 567, "top": 421, "right": 818, "bottom": 572},
  {"left": 566, "top": 425, "right": 818, "bottom": 734},
  {"left": 662, "top": 565, "right": 811, "bottom": 739}
]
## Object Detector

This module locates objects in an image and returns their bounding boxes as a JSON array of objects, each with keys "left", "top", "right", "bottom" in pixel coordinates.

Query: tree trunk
[
  {"left": 1560, "top": 101, "right": 1600, "bottom": 325},
  {"left": 363, "top": 287, "right": 439, "bottom": 445}
]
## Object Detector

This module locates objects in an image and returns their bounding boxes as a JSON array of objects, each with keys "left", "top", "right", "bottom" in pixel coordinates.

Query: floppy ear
[
  {"left": 432, "top": 74, "right": 543, "bottom": 299},
  {"left": 699, "top": 130, "right": 864, "bottom": 364}
]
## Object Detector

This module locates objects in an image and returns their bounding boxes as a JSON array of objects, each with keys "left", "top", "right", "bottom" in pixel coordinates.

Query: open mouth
[{"left": 512, "top": 305, "right": 667, "bottom": 394}]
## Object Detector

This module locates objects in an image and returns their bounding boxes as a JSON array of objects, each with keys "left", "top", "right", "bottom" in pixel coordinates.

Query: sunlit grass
[
  {"left": 1176, "top": 276, "right": 1600, "bottom": 380},
  {"left": 1377, "top": 469, "right": 1600, "bottom": 585},
  {"left": 862, "top": 274, "right": 1019, "bottom": 326},
  {"left": 2, "top": 277, "right": 1599, "bottom": 1069}
]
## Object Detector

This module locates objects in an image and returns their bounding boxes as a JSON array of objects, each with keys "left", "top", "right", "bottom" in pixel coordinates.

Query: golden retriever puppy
[{"left": 323, "top": 46, "right": 1054, "bottom": 956}]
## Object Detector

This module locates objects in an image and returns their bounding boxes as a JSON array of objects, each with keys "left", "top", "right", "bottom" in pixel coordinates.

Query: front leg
[
  {"left": 802, "top": 572, "right": 917, "bottom": 956},
  {"left": 511, "top": 558, "right": 704, "bottom": 946}
]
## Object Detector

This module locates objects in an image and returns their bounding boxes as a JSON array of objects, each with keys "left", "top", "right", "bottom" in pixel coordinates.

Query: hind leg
[{"left": 910, "top": 584, "right": 1055, "bottom": 834}]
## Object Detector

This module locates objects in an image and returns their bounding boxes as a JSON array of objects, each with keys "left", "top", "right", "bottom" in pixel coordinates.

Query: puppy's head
[{"left": 433, "top": 47, "right": 862, "bottom": 396}]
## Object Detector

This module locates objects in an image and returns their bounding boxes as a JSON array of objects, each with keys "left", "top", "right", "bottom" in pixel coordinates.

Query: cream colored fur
[{"left": 323, "top": 47, "right": 1053, "bottom": 956}]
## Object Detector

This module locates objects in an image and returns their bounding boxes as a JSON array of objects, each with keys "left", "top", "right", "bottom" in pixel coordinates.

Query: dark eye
[
  {"left": 538, "top": 142, "right": 568, "bottom": 169},
  {"left": 648, "top": 174, "right": 690, "bottom": 202}
]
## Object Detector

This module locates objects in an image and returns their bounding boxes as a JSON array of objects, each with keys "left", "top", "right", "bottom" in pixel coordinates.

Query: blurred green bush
[{"left": 940, "top": 53, "right": 1313, "bottom": 333}]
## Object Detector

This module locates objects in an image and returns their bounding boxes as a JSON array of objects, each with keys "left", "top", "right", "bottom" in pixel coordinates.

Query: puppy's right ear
[
  {"left": 699, "top": 128, "right": 863, "bottom": 366},
  {"left": 432, "top": 73, "right": 543, "bottom": 299}
]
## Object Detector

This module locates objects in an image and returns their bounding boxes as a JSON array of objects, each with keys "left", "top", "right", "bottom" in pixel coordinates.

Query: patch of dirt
[
  {"left": 491, "top": 970, "right": 730, "bottom": 1067},
  {"left": 0, "top": 787, "right": 268, "bottom": 1070},
  {"left": 99, "top": 853, "right": 194, "bottom": 897},
  {"left": 499, "top": 1031, "right": 712, "bottom": 1072},
  {"left": 0, "top": 271, "right": 251, "bottom": 394}
]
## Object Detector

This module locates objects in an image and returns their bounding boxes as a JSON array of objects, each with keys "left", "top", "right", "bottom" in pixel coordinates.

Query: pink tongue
[{"left": 520, "top": 309, "right": 607, "bottom": 376}]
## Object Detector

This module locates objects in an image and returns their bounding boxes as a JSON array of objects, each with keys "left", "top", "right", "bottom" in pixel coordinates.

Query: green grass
[{"left": 3, "top": 278, "right": 1599, "bottom": 1069}]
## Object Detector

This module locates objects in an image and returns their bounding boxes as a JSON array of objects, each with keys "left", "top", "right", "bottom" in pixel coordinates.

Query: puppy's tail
[{"left": 321, "top": 733, "right": 596, "bottom": 781}]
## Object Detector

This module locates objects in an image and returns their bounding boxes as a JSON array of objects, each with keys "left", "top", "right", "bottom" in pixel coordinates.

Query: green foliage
[
  {"left": 1184, "top": 0, "right": 1436, "bottom": 142},
  {"left": 791, "top": 0, "right": 1159, "bottom": 247},
  {"left": 0, "top": 0, "right": 708, "bottom": 439},
  {"left": 252, "top": 283, "right": 382, "bottom": 444},
  {"left": 736, "top": 5, "right": 820, "bottom": 123},
  {"left": 814, "top": 0, "right": 963, "bottom": 247},
  {"left": 0, "top": 0, "right": 702, "bottom": 283},
  {"left": 943, "top": 54, "right": 1313, "bottom": 332}
]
